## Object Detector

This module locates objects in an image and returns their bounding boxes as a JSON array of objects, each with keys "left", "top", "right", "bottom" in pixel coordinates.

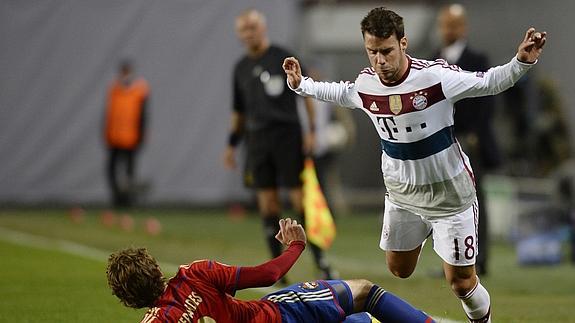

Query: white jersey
[{"left": 292, "top": 55, "right": 534, "bottom": 216}]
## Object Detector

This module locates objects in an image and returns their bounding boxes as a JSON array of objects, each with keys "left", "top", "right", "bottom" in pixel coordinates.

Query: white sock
[{"left": 459, "top": 276, "right": 491, "bottom": 323}]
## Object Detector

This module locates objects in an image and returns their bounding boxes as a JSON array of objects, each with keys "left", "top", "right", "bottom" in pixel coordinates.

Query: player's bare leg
[
  {"left": 289, "top": 187, "right": 335, "bottom": 279},
  {"left": 385, "top": 245, "right": 423, "bottom": 278},
  {"left": 444, "top": 263, "right": 491, "bottom": 322}
]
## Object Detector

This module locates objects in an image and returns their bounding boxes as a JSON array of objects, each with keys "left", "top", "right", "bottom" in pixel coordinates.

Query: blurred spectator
[
  {"left": 104, "top": 60, "right": 149, "bottom": 208},
  {"left": 499, "top": 75, "right": 570, "bottom": 178},
  {"left": 223, "top": 9, "right": 335, "bottom": 279},
  {"left": 532, "top": 78, "right": 571, "bottom": 176},
  {"left": 499, "top": 76, "right": 537, "bottom": 172},
  {"left": 435, "top": 3, "right": 500, "bottom": 276},
  {"left": 540, "top": 81, "right": 572, "bottom": 261}
]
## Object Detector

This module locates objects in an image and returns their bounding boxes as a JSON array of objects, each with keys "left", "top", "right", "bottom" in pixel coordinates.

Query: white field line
[
  {"left": 0, "top": 226, "right": 179, "bottom": 273},
  {"left": 0, "top": 226, "right": 463, "bottom": 323}
]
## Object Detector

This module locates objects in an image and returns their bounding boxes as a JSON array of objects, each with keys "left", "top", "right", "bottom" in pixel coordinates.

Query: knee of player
[
  {"left": 388, "top": 265, "right": 414, "bottom": 279},
  {"left": 346, "top": 279, "right": 374, "bottom": 312},
  {"left": 354, "top": 279, "right": 374, "bottom": 295},
  {"left": 393, "top": 271, "right": 413, "bottom": 279}
]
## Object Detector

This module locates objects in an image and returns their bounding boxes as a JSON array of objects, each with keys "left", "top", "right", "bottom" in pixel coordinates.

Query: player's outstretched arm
[
  {"left": 236, "top": 218, "right": 306, "bottom": 290},
  {"left": 517, "top": 27, "right": 547, "bottom": 63},
  {"left": 284, "top": 58, "right": 358, "bottom": 108},
  {"left": 442, "top": 27, "right": 547, "bottom": 102},
  {"left": 283, "top": 57, "right": 303, "bottom": 89}
]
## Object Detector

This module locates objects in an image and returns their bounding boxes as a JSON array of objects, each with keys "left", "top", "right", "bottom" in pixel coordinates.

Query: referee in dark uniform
[{"left": 224, "top": 8, "right": 335, "bottom": 280}]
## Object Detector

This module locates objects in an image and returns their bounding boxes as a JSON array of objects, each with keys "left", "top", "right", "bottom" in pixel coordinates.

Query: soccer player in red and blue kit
[{"left": 107, "top": 218, "right": 435, "bottom": 323}]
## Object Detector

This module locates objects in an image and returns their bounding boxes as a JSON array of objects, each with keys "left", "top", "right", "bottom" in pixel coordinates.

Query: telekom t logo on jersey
[
  {"left": 375, "top": 116, "right": 428, "bottom": 141},
  {"left": 376, "top": 116, "right": 399, "bottom": 141}
]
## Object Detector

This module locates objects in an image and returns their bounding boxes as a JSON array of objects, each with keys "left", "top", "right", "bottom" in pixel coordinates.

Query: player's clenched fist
[
  {"left": 283, "top": 57, "right": 303, "bottom": 89},
  {"left": 275, "top": 218, "right": 307, "bottom": 246}
]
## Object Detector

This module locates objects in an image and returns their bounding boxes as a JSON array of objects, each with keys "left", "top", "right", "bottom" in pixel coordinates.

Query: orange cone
[
  {"left": 145, "top": 217, "right": 162, "bottom": 236},
  {"left": 100, "top": 210, "right": 117, "bottom": 228}
]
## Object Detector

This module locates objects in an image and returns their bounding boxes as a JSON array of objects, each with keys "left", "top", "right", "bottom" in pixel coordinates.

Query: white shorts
[{"left": 379, "top": 197, "right": 479, "bottom": 266}]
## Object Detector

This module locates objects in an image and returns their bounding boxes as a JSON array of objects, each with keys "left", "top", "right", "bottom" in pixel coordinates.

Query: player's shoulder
[
  {"left": 179, "top": 259, "right": 235, "bottom": 273},
  {"left": 179, "top": 259, "right": 211, "bottom": 271},
  {"left": 410, "top": 56, "right": 461, "bottom": 73},
  {"left": 358, "top": 66, "right": 376, "bottom": 76},
  {"left": 354, "top": 66, "right": 384, "bottom": 91},
  {"left": 355, "top": 66, "right": 376, "bottom": 83},
  {"left": 410, "top": 56, "right": 442, "bottom": 69},
  {"left": 410, "top": 56, "right": 435, "bottom": 68}
]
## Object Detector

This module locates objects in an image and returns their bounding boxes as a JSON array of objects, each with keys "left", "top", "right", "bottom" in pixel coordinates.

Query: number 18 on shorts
[{"left": 379, "top": 197, "right": 478, "bottom": 266}]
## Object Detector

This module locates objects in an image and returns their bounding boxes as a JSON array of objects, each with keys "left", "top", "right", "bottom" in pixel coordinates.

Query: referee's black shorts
[{"left": 246, "top": 124, "right": 304, "bottom": 189}]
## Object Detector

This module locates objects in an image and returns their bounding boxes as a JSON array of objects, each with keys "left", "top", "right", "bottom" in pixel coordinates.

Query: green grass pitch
[{"left": 0, "top": 208, "right": 573, "bottom": 322}]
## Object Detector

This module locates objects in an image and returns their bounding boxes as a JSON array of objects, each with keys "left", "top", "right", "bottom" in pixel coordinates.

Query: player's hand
[
  {"left": 275, "top": 218, "right": 307, "bottom": 246},
  {"left": 282, "top": 57, "right": 303, "bottom": 89},
  {"left": 223, "top": 146, "right": 237, "bottom": 170},
  {"left": 517, "top": 27, "right": 546, "bottom": 64}
]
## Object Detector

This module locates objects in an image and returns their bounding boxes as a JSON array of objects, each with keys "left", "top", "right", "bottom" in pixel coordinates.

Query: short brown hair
[
  {"left": 360, "top": 7, "right": 404, "bottom": 40},
  {"left": 106, "top": 248, "right": 165, "bottom": 308}
]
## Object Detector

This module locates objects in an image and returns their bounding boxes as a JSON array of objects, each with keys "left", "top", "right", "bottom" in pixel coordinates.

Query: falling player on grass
[
  {"left": 283, "top": 7, "right": 546, "bottom": 323},
  {"left": 106, "top": 218, "right": 435, "bottom": 322}
]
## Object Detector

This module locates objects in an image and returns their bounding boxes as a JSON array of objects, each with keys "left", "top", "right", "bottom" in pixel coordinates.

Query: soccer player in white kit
[{"left": 283, "top": 7, "right": 546, "bottom": 323}]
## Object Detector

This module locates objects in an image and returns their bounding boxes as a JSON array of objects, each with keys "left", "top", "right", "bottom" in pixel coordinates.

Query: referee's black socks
[{"left": 262, "top": 214, "right": 282, "bottom": 258}]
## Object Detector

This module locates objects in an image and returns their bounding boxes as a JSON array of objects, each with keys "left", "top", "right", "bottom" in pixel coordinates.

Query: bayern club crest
[{"left": 412, "top": 93, "right": 428, "bottom": 110}]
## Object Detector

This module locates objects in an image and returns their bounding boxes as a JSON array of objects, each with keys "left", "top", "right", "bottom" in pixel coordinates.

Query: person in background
[
  {"left": 434, "top": 3, "right": 501, "bottom": 276},
  {"left": 104, "top": 60, "right": 149, "bottom": 208},
  {"left": 106, "top": 218, "right": 436, "bottom": 323},
  {"left": 223, "top": 8, "right": 335, "bottom": 280}
]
